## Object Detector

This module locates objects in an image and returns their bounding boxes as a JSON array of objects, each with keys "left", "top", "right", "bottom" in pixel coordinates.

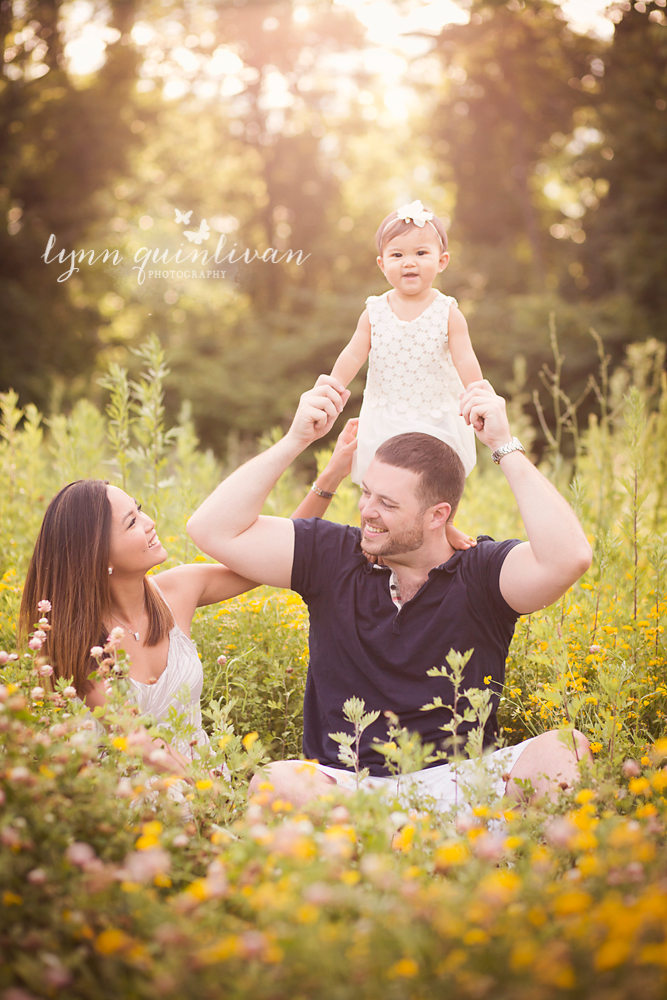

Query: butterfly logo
[
  {"left": 174, "top": 208, "right": 193, "bottom": 224},
  {"left": 184, "top": 219, "right": 210, "bottom": 244}
]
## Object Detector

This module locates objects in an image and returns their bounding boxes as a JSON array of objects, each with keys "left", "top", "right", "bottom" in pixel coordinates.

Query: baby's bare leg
[{"left": 445, "top": 521, "right": 477, "bottom": 551}]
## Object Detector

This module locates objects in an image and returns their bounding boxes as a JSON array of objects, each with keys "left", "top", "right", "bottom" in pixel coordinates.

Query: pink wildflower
[
  {"left": 65, "top": 842, "right": 96, "bottom": 867},
  {"left": 622, "top": 759, "right": 641, "bottom": 778},
  {"left": 472, "top": 833, "right": 506, "bottom": 863},
  {"left": 62, "top": 686, "right": 77, "bottom": 699},
  {"left": 0, "top": 651, "right": 8, "bottom": 665},
  {"left": 28, "top": 636, "right": 44, "bottom": 651},
  {"left": 30, "top": 687, "right": 45, "bottom": 700},
  {"left": 7, "top": 766, "right": 31, "bottom": 784},
  {"left": 545, "top": 816, "right": 577, "bottom": 849},
  {"left": 115, "top": 778, "right": 134, "bottom": 798},
  {"left": 90, "top": 646, "right": 104, "bottom": 658},
  {"left": 121, "top": 848, "right": 171, "bottom": 883},
  {"left": 37, "top": 599, "right": 52, "bottom": 613},
  {"left": 217, "top": 654, "right": 227, "bottom": 666},
  {"left": 27, "top": 868, "right": 47, "bottom": 885}
]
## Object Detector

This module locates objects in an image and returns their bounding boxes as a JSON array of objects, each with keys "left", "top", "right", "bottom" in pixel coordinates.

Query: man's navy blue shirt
[{"left": 290, "top": 517, "right": 522, "bottom": 777}]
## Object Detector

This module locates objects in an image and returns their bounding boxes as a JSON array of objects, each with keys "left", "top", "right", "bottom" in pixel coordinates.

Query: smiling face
[
  {"left": 106, "top": 486, "right": 167, "bottom": 576},
  {"left": 377, "top": 224, "right": 449, "bottom": 297},
  {"left": 359, "top": 459, "right": 450, "bottom": 559}
]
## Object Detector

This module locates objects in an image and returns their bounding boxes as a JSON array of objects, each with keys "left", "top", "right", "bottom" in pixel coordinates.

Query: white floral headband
[{"left": 382, "top": 199, "right": 445, "bottom": 250}]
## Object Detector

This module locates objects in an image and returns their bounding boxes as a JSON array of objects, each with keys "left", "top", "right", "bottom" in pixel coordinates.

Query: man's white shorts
[{"left": 309, "top": 737, "right": 536, "bottom": 812}]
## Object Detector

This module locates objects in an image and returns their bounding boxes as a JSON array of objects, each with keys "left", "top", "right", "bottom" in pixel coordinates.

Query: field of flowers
[{"left": 1, "top": 333, "right": 667, "bottom": 999}]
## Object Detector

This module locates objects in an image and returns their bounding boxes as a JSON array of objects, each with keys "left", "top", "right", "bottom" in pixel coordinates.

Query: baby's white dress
[{"left": 351, "top": 290, "right": 477, "bottom": 484}]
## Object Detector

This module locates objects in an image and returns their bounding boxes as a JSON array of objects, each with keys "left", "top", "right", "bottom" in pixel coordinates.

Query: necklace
[{"left": 109, "top": 595, "right": 146, "bottom": 642}]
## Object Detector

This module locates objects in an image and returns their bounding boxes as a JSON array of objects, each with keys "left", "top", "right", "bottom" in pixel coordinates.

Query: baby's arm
[
  {"left": 330, "top": 310, "right": 372, "bottom": 387},
  {"left": 448, "top": 305, "right": 483, "bottom": 388}
]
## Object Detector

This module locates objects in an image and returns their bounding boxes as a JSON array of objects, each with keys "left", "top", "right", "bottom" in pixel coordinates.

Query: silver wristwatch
[{"left": 492, "top": 436, "right": 525, "bottom": 464}]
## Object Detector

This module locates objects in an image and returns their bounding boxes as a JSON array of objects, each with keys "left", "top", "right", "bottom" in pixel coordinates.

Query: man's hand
[
  {"left": 287, "top": 376, "right": 350, "bottom": 451},
  {"left": 459, "top": 380, "right": 512, "bottom": 452}
]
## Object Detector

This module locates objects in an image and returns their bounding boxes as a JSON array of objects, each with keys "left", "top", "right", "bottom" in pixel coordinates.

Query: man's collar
[{"left": 362, "top": 535, "right": 493, "bottom": 575}]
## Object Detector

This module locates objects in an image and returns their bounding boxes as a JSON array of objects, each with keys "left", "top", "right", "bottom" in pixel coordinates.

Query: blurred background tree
[{"left": 1, "top": 0, "right": 665, "bottom": 458}]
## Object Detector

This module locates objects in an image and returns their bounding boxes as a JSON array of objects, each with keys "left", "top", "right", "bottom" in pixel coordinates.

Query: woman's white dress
[
  {"left": 127, "top": 584, "right": 209, "bottom": 760},
  {"left": 351, "top": 290, "right": 477, "bottom": 485}
]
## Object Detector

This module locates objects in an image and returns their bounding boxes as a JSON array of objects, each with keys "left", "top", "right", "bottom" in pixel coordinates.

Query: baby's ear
[
  {"left": 438, "top": 252, "right": 450, "bottom": 271},
  {"left": 376, "top": 254, "right": 385, "bottom": 273}
]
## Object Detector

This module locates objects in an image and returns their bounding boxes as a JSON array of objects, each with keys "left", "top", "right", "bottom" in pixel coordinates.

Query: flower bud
[
  {"left": 28, "top": 637, "right": 44, "bottom": 651},
  {"left": 39, "top": 664, "right": 54, "bottom": 677},
  {"left": 27, "top": 868, "right": 47, "bottom": 885},
  {"left": 30, "top": 687, "right": 45, "bottom": 700},
  {"left": 622, "top": 759, "right": 641, "bottom": 778},
  {"left": 589, "top": 644, "right": 601, "bottom": 653},
  {"left": 62, "top": 686, "right": 77, "bottom": 699},
  {"left": 37, "top": 599, "right": 52, "bottom": 613},
  {"left": 0, "top": 651, "right": 8, "bottom": 665},
  {"left": 90, "top": 646, "right": 104, "bottom": 658}
]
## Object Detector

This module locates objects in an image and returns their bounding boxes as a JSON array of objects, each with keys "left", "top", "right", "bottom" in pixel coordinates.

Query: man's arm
[
  {"left": 459, "top": 380, "right": 592, "bottom": 615},
  {"left": 187, "top": 377, "right": 349, "bottom": 587}
]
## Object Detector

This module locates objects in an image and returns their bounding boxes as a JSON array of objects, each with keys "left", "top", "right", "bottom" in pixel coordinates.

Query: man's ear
[{"left": 428, "top": 502, "right": 452, "bottom": 530}]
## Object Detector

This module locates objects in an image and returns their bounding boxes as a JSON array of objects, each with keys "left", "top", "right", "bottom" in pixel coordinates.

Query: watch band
[
  {"left": 311, "top": 482, "right": 336, "bottom": 499},
  {"left": 492, "top": 437, "right": 525, "bottom": 464}
]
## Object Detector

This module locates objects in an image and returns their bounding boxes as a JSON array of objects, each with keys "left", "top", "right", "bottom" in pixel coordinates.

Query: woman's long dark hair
[{"left": 19, "top": 480, "right": 173, "bottom": 696}]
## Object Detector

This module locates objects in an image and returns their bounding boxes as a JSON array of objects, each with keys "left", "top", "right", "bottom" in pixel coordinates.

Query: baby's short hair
[{"left": 375, "top": 210, "right": 448, "bottom": 253}]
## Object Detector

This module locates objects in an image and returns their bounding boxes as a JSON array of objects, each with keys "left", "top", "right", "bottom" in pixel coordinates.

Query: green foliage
[
  {"left": 0, "top": 336, "right": 667, "bottom": 996},
  {"left": 329, "top": 697, "right": 381, "bottom": 785},
  {"left": 3, "top": 0, "right": 666, "bottom": 463}
]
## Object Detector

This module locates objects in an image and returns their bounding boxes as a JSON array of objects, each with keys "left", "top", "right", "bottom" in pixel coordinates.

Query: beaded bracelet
[{"left": 311, "top": 482, "right": 336, "bottom": 499}]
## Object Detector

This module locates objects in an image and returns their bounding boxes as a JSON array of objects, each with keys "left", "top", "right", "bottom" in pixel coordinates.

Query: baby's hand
[{"left": 446, "top": 521, "right": 477, "bottom": 551}]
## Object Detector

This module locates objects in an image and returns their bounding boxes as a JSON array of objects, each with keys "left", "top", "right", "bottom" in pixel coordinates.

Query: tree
[
  {"left": 428, "top": 0, "right": 599, "bottom": 292},
  {"left": 582, "top": 2, "right": 667, "bottom": 325},
  {"left": 0, "top": 0, "right": 146, "bottom": 408}
]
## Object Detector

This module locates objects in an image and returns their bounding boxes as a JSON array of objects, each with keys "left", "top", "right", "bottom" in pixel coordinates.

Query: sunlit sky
[{"left": 63, "top": 0, "right": 615, "bottom": 80}]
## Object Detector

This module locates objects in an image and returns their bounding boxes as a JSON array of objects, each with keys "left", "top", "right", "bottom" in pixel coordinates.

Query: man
[{"left": 188, "top": 377, "right": 593, "bottom": 808}]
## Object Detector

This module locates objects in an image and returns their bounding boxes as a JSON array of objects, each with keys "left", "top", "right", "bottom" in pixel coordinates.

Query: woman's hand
[
  {"left": 322, "top": 417, "right": 359, "bottom": 484},
  {"left": 290, "top": 418, "right": 359, "bottom": 520}
]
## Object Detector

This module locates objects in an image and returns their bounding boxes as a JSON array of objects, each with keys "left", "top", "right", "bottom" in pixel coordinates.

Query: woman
[{"left": 19, "top": 419, "right": 358, "bottom": 779}]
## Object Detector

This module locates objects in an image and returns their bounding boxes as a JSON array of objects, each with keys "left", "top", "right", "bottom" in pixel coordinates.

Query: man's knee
[
  {"left": 571, "top": 728, "right": 591, "bottom": 759},
  {"left": 544, "top": 728, "right": 591, "bottom": 760},
  {"left": 248, "top": 759, "right": 336, "bottom": 806},
  {"left": 248, "top": 760, "right": 296, "bottom": 797}
]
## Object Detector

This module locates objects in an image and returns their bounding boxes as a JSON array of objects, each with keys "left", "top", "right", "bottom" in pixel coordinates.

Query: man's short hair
[{"left": 374, "top": 433, "right": 466, "bottom": 514}]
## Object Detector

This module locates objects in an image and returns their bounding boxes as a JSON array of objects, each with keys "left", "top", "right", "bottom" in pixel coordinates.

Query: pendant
[{"left": 133, "top": 632, "right": 140, "bottom": 642}]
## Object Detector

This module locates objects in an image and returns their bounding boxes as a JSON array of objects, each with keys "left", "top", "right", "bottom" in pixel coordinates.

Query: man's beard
[{"left": 360, "top": 513, "right": 425, "bottom": 557}]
